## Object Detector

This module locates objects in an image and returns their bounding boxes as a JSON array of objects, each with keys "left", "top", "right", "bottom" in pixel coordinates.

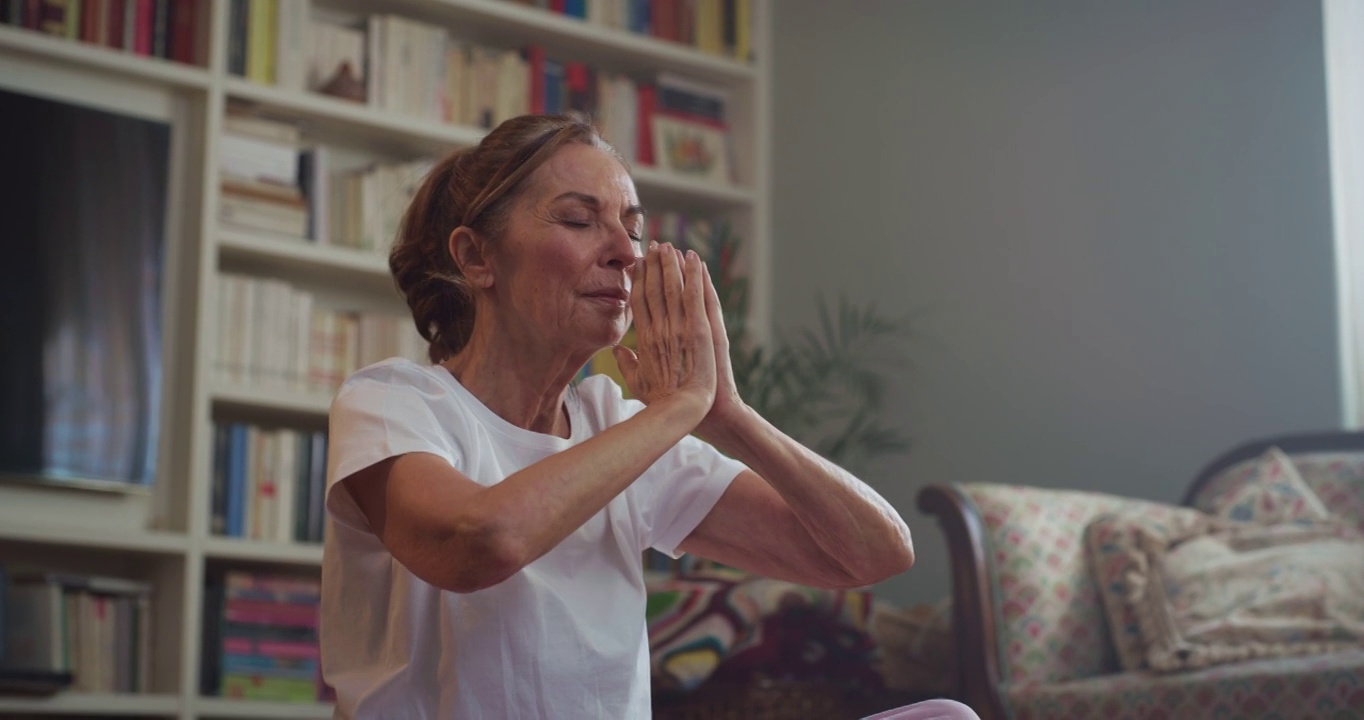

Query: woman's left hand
[{"left": 695, "top": 258, "right": 748, "bottom": 440}]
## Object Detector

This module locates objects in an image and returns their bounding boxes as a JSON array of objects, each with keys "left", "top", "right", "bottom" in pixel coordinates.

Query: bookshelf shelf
[
  {"left": 201, "top": 537, "right": 325, "bottom": 566},
  {"left": 217, "top": 229, "right": 393, "bottom": 289},
  {"left": 224, "top": 76, "right": 486, "bottom": 154},
  {"left": 195, "top": 697, "right": 334, "bottom": 719},
  {"left": 0, "top": 692, "right": 182, "bottom": 716},
  {"left": 0, "top": 25, "right": 210, "bottom": 91},
  {"left": 0, "top": 521, "right": 189, "bottom": 556},
  {"left": 211, "top": 386, "right": 334, "bottom": 418},
  {"left": 632, "top": 165, "right": 756, "bottom": 207}
]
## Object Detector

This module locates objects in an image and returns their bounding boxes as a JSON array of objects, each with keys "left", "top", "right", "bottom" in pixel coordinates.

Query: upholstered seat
[{"left": 918, "top": 432, "right": 1364, "bottom": 720}]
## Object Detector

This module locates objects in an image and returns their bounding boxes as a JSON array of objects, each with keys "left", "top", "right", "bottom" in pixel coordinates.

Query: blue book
[
  {"left": 544, "top": 60, "right": 565, "bottom": 116},
  {"left": 564, "top": 0, "right": 586, "bottom": 18},
  {"left": 630, "top": 0, "right": 651, "bottom": 34},
  {"left": 226, "top": 424, "right": 248, "bottom": 538}
]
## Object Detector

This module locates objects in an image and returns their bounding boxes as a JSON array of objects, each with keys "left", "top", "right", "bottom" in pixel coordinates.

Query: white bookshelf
[{"left": 0, "top": 0, "right": 771, "bottom": 716}]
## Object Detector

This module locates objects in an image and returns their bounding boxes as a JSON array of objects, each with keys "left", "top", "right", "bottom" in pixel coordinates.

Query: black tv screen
[{"left": 0, "top": 88, "right": 170, "bottom": 489}]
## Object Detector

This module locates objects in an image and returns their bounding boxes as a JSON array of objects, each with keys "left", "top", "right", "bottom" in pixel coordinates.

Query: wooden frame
[
  {"left": 915, "top": 484, "right": 1009, "bottom": 720},
  {"left": 918, "top": 429, "right": 1364, "bottom": 720}
]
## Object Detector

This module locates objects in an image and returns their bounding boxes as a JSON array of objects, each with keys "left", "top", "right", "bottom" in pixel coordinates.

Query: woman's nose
[{"left": 604, "top": 224, "right": 638, "bottom": 269}]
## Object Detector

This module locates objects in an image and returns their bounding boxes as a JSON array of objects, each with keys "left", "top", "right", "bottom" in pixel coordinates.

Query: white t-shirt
[{"left": 321, "top": 358, "right": 744, "bottom": 719}]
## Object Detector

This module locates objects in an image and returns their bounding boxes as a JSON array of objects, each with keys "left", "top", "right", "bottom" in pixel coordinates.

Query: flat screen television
[{"left": 0, "top": 88, "right": 170, "bottom": 490}]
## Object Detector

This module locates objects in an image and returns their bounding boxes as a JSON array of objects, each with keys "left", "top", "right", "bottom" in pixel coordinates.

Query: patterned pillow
[
  {"left": 1207, "top": 446, "right": 1330, "bottom": 525},
  {"left": 1087, "top": 507, "right": 1364, "bottom": 673}
]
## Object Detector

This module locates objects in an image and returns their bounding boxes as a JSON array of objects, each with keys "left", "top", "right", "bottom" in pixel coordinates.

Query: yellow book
[
  {"left": 246, "top": 0, "right": 277, "bottom": 84},
  {"left": 64, "top": 0, "right": 80, "bottom": 39}
]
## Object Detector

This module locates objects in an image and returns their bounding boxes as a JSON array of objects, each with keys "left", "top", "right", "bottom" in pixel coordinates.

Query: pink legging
[{"left": 861, "top": 698, "right": 981, "bottom": 720}]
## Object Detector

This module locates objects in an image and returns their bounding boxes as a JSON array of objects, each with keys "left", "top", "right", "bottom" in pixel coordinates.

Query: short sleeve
[
  {"left": 638, "top": 434, "right": 747, "bottom": 558},
  {"left": 326, "top": 364, "right": 463, "bottom": 532}
]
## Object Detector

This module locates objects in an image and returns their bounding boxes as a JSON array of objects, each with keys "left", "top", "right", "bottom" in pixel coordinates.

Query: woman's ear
[{"left": 449, "top": 226, "right": 494, "bottom": 288}]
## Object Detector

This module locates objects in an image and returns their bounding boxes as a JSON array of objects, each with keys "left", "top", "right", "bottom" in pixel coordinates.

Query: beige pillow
[{"left": 1087, "top": 507, "right": 1364, "bottom": 672}]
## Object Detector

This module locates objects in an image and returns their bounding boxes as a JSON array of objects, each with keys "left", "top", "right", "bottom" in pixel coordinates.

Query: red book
[
  {"left": 652, "top": 0, "right": 673, "bottom": 41},
  {"left": 523, "top": 45, "right": 545, "bottom": 115},
  {"left": 676, "top": 0, "right": 695, "bottom": 46},
  {"left": 133, "top": 0, "right": 152, "bottom": 56},
  {"left": 636, "top": 83, "right": 656, "bottom": 166},
  {"left": 80, "top": 0, "right": 102, "bottom": 43},
  {"left": 549, "top": 0, "right": 565, "bottom": 13},
  {"left": 22, "top": 0, "right": 41, "bottom": 30},
  {"left": 106, "top": 0, "right": 125, "bottom": 48},
  {"left": 168, "top": 0, "right": 195, "bottom": 64}
]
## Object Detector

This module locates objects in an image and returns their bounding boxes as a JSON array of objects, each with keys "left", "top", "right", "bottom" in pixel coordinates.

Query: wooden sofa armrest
[{"left": 916, "top": 484, "right": 1008, "bottom": 720}]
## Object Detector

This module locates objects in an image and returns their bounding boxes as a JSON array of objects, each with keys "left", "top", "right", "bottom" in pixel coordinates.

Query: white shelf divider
[
  {"left": 211, "top": 386, "right": 334, "bottom": 418},
  {"left": 0, "top": 24, "right": 211, "bottom": 90},
  {"left": 217, "top": 229, "right": 391, "bottom": 281},
  {"left": 194, "top": 698, "right": 334, "bottom": 719},
  {"left": 0, "top": 692, "right": 182, "bottom": 717},
  {"left": 0, "top": 520, "right": 189, "bottom": 556},
  {"left": 201, "top": 537, "right": 325, "bottom": 566}
]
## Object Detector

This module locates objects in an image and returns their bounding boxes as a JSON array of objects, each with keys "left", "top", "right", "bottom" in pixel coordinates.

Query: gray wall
[{"left": 771, "top": 0, "right": 1343, "bottom": 607}]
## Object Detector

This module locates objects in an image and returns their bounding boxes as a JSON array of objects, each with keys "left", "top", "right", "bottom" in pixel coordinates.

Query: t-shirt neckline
[{"left": 423, "top": 362, "right": 584, "bottom": 449}]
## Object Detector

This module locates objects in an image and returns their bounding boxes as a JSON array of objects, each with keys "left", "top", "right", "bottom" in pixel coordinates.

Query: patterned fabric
[
  {"left": 1205, "top": 447, "right": 1330, "bottom": 524},
  {"left": 1007, "top": 648, "right": 1364, "bottom": 720},
  {"left": 1084, "top": 502, "right": 1194, "bottom": 672},
  {"left": 644, "top": 569, "right": 878, "bottom": 694},
  {"left": 1088, "top": 507, "right": 1364, "bottom": 673},
  {"left": 1193, "top": 451, "right": 1364, "bottom": 533},
  {"left": 961, "top": 484, "right": 1172, "bottom": 684}
]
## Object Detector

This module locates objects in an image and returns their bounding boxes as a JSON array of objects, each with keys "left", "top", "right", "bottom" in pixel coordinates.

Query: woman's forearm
[
  {"left": 699, "top": 405, "right": 914, "bottom": 584},
  {"left": 471, "top": 393, "right": 707, "bottom": 570}
]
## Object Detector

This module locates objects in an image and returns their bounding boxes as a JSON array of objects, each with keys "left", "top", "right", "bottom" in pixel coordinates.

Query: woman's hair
[{"left": 390, "top": 114, "right": 618, "bottom": 362}]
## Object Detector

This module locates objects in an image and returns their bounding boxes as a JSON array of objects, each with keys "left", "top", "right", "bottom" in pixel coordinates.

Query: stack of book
[
  {"left": 219, "top": 110, "right": 310, "bottom": 241},
  {"left": 203, "top": 571, "right": 324, "bottom": 703}
]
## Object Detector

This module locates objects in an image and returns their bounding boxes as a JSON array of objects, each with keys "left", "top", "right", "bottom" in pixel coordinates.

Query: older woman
[{"left": 320, "top": 114, "right": 976, "bottom": 719}]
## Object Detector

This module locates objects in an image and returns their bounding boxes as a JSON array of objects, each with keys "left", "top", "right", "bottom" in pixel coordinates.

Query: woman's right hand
[{"left": 613, "top": 243, "right": 716, "bottom": 423}]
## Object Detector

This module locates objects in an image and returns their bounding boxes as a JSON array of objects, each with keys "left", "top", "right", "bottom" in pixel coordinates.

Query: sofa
[{"left": 917, "top": 431, "right": 1364, "bottom": 720}]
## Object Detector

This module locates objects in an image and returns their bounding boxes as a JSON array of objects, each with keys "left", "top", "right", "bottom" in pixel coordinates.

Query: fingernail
[{"left": 686, "top": 249, "right": 697, "bottom": 260}]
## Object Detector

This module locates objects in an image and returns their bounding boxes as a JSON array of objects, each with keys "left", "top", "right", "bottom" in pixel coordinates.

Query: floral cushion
[
  {"left": 1193, "top": 450, "right": 1364, "bottom": 532},
  {"left": 1087, "top": 505, "right": 1364, "bottom": 673},
  {"left": 1007, "top": 648, "right": 1364, "bottom": 720},
  {"left": 1205, "top": 446, "right": 1330, "bottom": 524},
  {"left": 961, "top": 484, "right": 1176, "bottom": 684}
]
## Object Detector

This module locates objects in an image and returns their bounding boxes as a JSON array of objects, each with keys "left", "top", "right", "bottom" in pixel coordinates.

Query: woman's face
[{"left": 488, "top": 142, "right": 643, "bottom": 355}]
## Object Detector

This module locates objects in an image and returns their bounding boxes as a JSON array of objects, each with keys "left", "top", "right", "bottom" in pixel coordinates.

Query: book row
[
  {"left": 214, "top": 273, "right": 427, "bottom": 394},
  {"left": 201, "top": 570, "right": 331, "bottom": 703},
  {"left": 0, "top": 568, "right": 153, "bottom": 694},
  {"left": 505, "top": 0, "right": 753, "bottom": 61},
  {"left": 1, "top": 0, "right": 203, "bottom": 64},
  {"left": 210, "top": 422, "right": 329, "bottom": 544}
]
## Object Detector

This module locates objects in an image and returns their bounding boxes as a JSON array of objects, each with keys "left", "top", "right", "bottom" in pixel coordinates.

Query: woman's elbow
[
  {"left": 848, "top": 532, "right": 915, "bottom": 588},
  {"left": 414, "top": 520, "right": 529, "bottom": 594}
]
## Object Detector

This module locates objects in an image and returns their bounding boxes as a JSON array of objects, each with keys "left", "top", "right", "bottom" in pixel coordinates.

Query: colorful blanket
[{"left": 645, "top": 568, "right": 882, "bottom": 695}]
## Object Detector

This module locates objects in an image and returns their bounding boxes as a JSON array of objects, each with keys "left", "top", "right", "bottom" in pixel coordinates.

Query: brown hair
[{"left": 390, "top": 114, "right": 617, "bottom": 362}]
